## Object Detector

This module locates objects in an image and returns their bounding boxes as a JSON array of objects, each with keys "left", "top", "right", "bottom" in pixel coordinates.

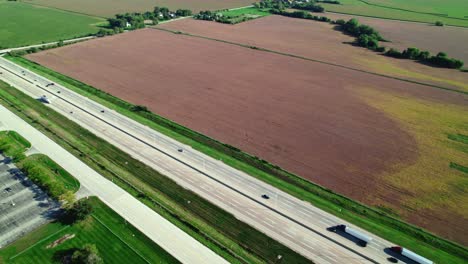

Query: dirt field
[
  {"left": 324, "top": 12, "right": 468, "bottom": 63},
  {"left": 21, "top": 0, "right": 253, "bottom": 17},
  {"left": 158, "top": 16, "right": 468, "bottom": 92},
  {"left": 26, "top": 28, "right": 468, "bottom": 244}
]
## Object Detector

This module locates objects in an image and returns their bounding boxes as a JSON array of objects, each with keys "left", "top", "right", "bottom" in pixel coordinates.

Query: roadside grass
[
  {"left": 5, "top": 57, "right": 468, "bottom": 262},
  {"left": 321, "top": 0, "right": 468, "bottom": 27},
  {"left": 17, "top": 154, "right": 80, "bottom": 193},
  {"left": 0, "top": 81, "right": 311, "bottom": 264},
  {"left": 358, "top": 87, "right": 468, "bottom": 217},
  {"left": 0, "top": 1, "right": 103, "bottom": 48},
  {"left": 0, "top": 131, "right": 31, "bottom": 159},
  {"left": 0, "top": 197, "right": 179, "bottom": 264}
]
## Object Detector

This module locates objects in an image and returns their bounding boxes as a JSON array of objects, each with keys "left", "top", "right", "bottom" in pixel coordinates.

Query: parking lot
[{"left": 0, "top": 153, "right": 60, "bottom": 248}]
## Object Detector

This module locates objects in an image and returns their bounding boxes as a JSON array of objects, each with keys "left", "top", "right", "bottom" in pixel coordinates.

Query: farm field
[
  {"left": 25, "top": 28, "right": 468, "bottom": 244},
  {"left": 0, "top": 1, "right": 103, "bottom": 48},
  {"left": 20, "top": 0, "right": 254, "bottom": 17},
  {"left": 0, "top": 197, "right": 178, "bottom": 264},
  {"left": 321, "top": 0, "right": 468, "bottom": 27},
  {"left": 159, "top": 16, "right": 468, "bottom": 92}
]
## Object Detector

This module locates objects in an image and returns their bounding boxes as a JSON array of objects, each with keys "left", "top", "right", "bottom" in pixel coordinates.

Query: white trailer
[
  {"left": 336, "top": 225, "right": 372, "bottom": 246},
  {"left": 391, "top": 246, "right": 433, "bottom": 264}
]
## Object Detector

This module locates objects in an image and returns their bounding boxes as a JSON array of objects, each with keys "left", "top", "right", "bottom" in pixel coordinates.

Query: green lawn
[
  {"left": 0, "top": 1, "right": 104, "bottom": 48},
  {"left": 0, "top": 197, "right": 179, "bottom": 264},
  {"left": 322, "top": 0, "right": 468, "bottom": 27},
  {"left": 219, "top": 7, "right": 270, "bottom": 23},
  {"left": 4, "top": 56, "right": 468, "bottom": 263},
  {"left": 0, "top": 131, "right": 31, "bottom": 158}
]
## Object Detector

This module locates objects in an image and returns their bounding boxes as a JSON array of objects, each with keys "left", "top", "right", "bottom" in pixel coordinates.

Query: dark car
[
  {"left": 5, "top": 187, "right": 12, "bottom": 192},
  {"left": 261, "top": 194, "right": 270, "bottom": 199}
]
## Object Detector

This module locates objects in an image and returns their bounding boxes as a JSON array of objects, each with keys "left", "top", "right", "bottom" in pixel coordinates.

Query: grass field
[
  {"left": 0, "top": 1, "right": 103, "bottom": 48},
  {"left": 358, "top": 87, "right": 468, "bottom": 234},
  {"left": 5, "top": 57, "right": 468, "bottom": 263},
  {"left": 321, "top": 0, "right": 468, "bottom": 27},
  {"left": 18, "top": 154, "right": 80, "bottom": 194},
  {"left": 0, "top": 79, "right": 311, "bottom": 264},
  {"left": 0, "top": 197, "right": 179, "bottom": 264},
  {"left": 219, "top": 7, "right": 270, "bottom": 24},
  {"left": 0, "top": 131, "right": 31, "bottom": 158}
]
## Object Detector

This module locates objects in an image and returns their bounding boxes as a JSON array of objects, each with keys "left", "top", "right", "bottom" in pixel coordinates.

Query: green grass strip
[{"left": 450, "top": 162, "right": 468, "bottom": 174}]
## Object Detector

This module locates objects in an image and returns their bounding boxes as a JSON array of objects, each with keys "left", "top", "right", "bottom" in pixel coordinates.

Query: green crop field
[
  {"left": 219, "top": 7, "right": 271, "bottom": 24},
  {"left": 321, "top": 0, "right": 468, "bottom": 27},
  {"left": 0, "top": 1, "right": 103, "bottom": 48},
  {"left": 221, "top": 7, "right": 270, "bottom": 17},
  {"left": 0, "top": 197, "right": 178, "bottom": 264}
]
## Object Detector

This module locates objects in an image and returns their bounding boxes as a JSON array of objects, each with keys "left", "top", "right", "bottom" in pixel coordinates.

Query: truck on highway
[
  {"left": 390, "top": 246, "right": 433, "bottom": 264},
  {"left": 335, "top": 225, "right": 372, "bottom": 247}
]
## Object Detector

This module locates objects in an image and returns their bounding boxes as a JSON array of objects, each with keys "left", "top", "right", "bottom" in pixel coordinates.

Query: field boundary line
[
  {"left": 356, "top": 0, "right": 468, "bottom": 21},
  {"left": 325, "top": 11, "right": 468, "bottom": 28},
  {"left": 17, "top": 0, "right": 107, "bottom": 19},
  {"left": 91, "top": 215, "right": 151, "bottom": 264},
  {"left": 152, "top": 27, "right": 468, "bottom": 96},
  {"left": 9, "top": 225, "right": 70, "bottom": 260}
]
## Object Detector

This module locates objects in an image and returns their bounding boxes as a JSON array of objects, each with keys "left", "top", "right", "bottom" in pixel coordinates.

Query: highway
[
  {"left": 0, "top": 56, "right": 408, "bottom": 263},
  {"left": 0, "top": 103, "right": 227, "bottom": 263}
]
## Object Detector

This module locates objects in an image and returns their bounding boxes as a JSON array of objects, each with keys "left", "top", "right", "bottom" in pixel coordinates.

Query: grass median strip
[
  {"left": 0, "top": 130, "right": 31, "bottom": 160},
  {"left": 4, "top": 55, "right": 468, "bottom": 262},
  {"left": 0, "top": 80, "right": 312, "bottom": 263}
]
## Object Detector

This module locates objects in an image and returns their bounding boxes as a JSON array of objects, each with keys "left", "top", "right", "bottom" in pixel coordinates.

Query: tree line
[
  {"left": 98, "top": 7, "right": 192, "bottom": 36},
  {"left": 254, "top": 0, "right": 326, "bottom": 12}
]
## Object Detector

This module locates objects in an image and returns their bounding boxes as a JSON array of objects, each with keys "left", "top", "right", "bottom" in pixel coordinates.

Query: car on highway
[{"left": 261, "top": 194, "right": 270, "bottom": 199}]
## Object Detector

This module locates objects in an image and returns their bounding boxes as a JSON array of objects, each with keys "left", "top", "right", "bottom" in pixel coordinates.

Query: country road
[
  {"left": 0, "top": 36, "right": 96, "bottom": 55},
  {"left": 0, "top": 56, "right": 410, "bottom": 263}
]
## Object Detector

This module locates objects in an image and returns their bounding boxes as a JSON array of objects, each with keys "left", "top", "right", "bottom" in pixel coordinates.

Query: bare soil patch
[
  {"left": 158, "top": 16, "right": 468, "bottom": 92},
  {"left": 26, "top": 28, "right": 468, "bottom": 243}
]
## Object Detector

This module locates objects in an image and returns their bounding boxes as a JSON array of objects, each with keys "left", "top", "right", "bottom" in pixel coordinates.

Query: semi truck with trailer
[
  {"left": 391, "top": 246, "right": 433, "bottom": 264},
  {"left": 335, "top": 225, "right": 372, "bottom": 247}
]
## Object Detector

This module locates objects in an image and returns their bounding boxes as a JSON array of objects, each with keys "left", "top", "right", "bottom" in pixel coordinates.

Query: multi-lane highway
[{"left": 0, "top": 56, "right": 405, "bottom": 263}]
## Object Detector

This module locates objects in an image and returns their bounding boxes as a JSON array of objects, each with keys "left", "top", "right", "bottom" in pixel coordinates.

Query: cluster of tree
[
  {"left": 317, "top": 0, "right": 340, "bottom": 4},
  {"left": 254, "top": 0, "right": 326, "bottom": 12},
  {"left": 62, "top": 199, "right": 93, "bottom": 224},
  {"left": 194, "top": 10, "right": 236, "bottom": 24},
  {"left": 335, "top": 18, "right": 385, "bottom": 50},
  {"left": 270, "top": 9, "right": 331, "bottom": 22},
  {"left": 291, "top": 1, "right": 325, "bottom": 13},
  {"left": 55, "top": 244, "right": 102, "bottom": 264},
  {"left": 386, "top": 48, "right": 464, "bottom": 69},
  {"left": 106, "top": 7, "right": 192, "bottom": 32},
  {"left": 253, "top": 0, "right": 289, "bottom": 10}
]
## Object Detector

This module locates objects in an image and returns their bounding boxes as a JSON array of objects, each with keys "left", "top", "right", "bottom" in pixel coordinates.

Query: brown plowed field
[
  {"left": 26, "top": 28, "right": 468, "bottom": 243},
  {"left": 158, "top": 16, "right": 468, "bottom": 92},
  {"left": 22, "top": 0, "right": 253, "bottom": 17},
  {"left": 324, "top": 12, "right": 468, "bottom": 63}
]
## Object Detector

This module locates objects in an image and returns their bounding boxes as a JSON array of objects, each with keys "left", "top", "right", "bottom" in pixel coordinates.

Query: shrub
[
  {"left": 65, "top": 199, "right": 93, "bottom": 223},
  {"left": 435, "top": 21, "right": 444, "bottom": 26},
  {"left": 385, "top": 48, "right": 403, "bottom": 58},
  {"left": 402, "top": 47, "right": 421, "bottom": 60}
]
